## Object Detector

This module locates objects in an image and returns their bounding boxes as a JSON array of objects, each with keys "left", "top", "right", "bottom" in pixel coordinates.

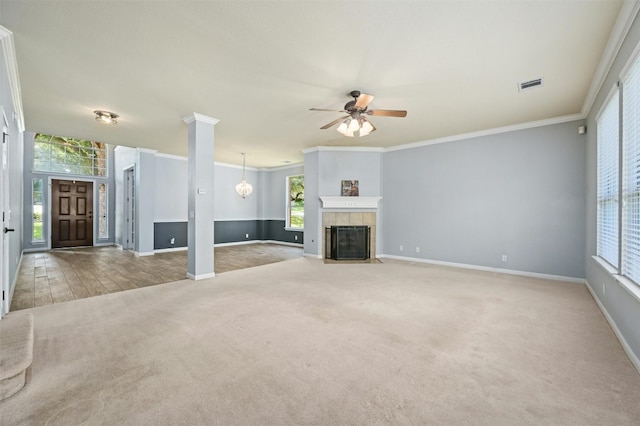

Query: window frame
[
  {"left": 31, "top": 178, "right": 44, "bottom": 243},
  {"left": 285, "top": 174, "right": 304, "bottom": 230},
  {"left": 596, "top": 87, "right": 620, "bottom": 270},
  {"left": 32, "top": 133, "right": 109, "bottom": 178},
  {"left": 98, "top": 182, "right": 109, "bottom": 239},
  {"left": 595, "top": 42, "right": 640, "bottom": 290}
]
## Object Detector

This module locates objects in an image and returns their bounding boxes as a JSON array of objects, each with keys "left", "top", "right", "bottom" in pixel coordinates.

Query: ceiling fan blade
[
  {"left": 310, "top": 108, "right": 346, "bottom": 112},
  {"left": 366, "top": 109, "right": 407, "bottom": 117},
  {"left": 320, "top": 115, "right": 350, "bottom": 129},
  {"left": 355, "top": 93, "right": 374, "bottom": 109}
]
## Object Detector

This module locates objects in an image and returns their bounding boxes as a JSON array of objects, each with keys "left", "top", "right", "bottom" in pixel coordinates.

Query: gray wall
[
  {"left": 302, "top": 150, "right": 320, "bottom": 256},
  {"left": 114, "top": 150, "right": 303, "bottom": 249},
  {"left": 0, "top": 43, "right": 24, "bottom": 304},
  {"left": 113, "top": 146, "right": 136, "bottom": 247},
  {"left": 585, "top": 10, "right": 640, "bottom": 367},
  {"left": 136, "top": 150, "right": 155, "bottom": 254},
  {"left": 382, "top": 121, "right": 586, "bottom": 279},
  {"left": 303, "top": 149, "right": 383, "bottom": 257},
  {"left": 215, "top": 162, "right": 259, "bottom": 220},
  {"left": 262, "top": 164, "right": 304, "bottom": 220},
  {"left": 154, "top": 155, "right": 188, "bottom": 222}
]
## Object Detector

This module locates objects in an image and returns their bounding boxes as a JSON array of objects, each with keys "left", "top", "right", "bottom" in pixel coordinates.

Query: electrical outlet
[
  {"left": 415, "top": 247, "right": 420, "bottom": 253},
  {"left": 245, "top": 233, "right": 249, "bottom": 239},
  {"left": 399, "top": 245, "right": 403, "bottom": 251},
  {"left": 294, "top": 235, "right": 298, "bottom": 241},
  {"left": 170, "top": 237, "right": 175, "bottom": 245},
  {"left": 501, "top": 255, "right": 508, "bottom": 262}
]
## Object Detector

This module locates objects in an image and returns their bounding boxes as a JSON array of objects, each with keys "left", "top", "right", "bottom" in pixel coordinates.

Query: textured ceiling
[{"left": 0, "top": 1, "right": 625, "bottom": 168}]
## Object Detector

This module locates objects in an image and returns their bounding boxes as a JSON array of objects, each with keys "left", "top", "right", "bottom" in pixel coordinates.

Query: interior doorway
[
  {"left": 122, "top": 167, "right": 135, "bottom": 251},
  {"left": 1, "top": 111, "right": 10, "bottom": 317},
  {"left": 51, "top": 179, "right": 94, "bottom": 248}
]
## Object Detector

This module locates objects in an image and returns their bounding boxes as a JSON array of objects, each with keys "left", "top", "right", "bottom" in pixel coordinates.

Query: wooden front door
[{"left": 51, "top": 179, "right": 93, "bottom": 248}]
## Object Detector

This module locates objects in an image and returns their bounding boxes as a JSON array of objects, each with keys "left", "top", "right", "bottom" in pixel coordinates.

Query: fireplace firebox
[{"left": 326, "top": 226, "right": 370, "bottom": 260}]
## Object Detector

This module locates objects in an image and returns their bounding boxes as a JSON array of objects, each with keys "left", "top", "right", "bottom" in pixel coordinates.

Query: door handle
[{"left": 4, "top": 227, "right": 15, "bottom": 233}]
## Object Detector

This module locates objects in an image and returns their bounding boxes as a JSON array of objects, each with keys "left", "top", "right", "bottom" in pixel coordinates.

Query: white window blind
[
  {"left": 623, "top": 55, "right": 640, "bottom": 283},
  {"left": 597, "top": 90, "right": 619, "bottom": 268}
]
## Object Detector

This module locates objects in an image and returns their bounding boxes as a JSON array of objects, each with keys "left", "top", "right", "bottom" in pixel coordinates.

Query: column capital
[{"left": 183, "top": 112, "right": 220, "bottom": 126}]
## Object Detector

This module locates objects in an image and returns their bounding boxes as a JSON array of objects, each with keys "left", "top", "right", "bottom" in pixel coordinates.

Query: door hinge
[
  {"left": 2, "top": 132, "right": 7, "bottom": 144},
  {"left": 2, "top": 291, "right": 5, "bottom": 301}
]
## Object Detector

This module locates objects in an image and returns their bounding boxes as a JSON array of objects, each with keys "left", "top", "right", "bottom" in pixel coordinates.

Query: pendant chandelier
[{"left": 235, "top": 153, "right": 253, "bottom": 199}]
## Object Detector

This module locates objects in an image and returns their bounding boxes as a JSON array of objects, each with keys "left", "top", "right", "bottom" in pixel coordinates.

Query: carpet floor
[{"left": 1, "top": 258, "right": 639, "bottom": 425}]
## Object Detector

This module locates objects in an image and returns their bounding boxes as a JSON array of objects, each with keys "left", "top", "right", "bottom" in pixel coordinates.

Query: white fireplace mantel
[{"left": 320, "top": 196, "right": 382, "bottom": 209}]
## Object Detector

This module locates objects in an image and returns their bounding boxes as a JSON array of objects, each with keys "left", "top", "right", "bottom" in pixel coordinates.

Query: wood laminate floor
[{"left": 10, "top": 243, "right": 303, "bottom": 311}]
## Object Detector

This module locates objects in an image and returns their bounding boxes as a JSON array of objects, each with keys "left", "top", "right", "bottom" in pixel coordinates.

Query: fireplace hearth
[{"left": 326, "top": 226, "right": 370, "bottom": 260}]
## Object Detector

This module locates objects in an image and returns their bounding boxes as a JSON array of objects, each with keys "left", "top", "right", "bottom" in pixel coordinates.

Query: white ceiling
[{"left": 0, "top": 1, "right": 626, "bottom": 168}]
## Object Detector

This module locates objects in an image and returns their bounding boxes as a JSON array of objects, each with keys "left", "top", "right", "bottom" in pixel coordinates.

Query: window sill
[
  {"left": 285, "top": 227, "right": 303, "bottom": 232},
  {"left": 591, "top": 255, "right": 640, "bottom": 304}
]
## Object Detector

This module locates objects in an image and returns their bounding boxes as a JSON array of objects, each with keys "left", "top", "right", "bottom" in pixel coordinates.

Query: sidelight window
[
  {"left": 98, "top": 183, "right": 108, "bottom": 239},
  {"left": 32, "top": 178, "right": 44, "bottom": 242}
]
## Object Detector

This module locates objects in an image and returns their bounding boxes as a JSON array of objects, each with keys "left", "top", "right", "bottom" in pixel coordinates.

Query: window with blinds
[
  {"left": 597, "top": 90, "right": 619, "bottom": 269},
  {"left": 622, "top": 55, "right": 640, "bottom": 284}
]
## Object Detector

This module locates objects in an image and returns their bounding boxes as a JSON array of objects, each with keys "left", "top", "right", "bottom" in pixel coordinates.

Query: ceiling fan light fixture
[
  {"left": 93, "top": 110, "right": 119, "bottom": 124},
  {"left": 336, "top": 121, "right": 349, "bottom": 135},
  {"left": 347, "top": 117, "right": 360, "bottom": 133},
  {"left": 359, "top": 119, "right": 374, "bottom": 136},
  {"left": 312, "top": 90, "right": 405, "bottom": 137}
]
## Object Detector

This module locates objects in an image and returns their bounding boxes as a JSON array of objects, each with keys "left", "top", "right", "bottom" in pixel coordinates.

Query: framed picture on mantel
[{"left": 341, "top": 180, "right": 359, "bottom": 196}]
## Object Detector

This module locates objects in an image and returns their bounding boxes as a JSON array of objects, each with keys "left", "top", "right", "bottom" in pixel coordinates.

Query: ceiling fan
[{"left": 310, "top": 90, "right": 407, "bottom": 137}]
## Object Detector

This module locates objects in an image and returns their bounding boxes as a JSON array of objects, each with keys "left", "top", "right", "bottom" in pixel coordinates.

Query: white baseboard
[
  {"left": 22, "top": 247, "right": 48, "bottom": 253},
  {"left": 585, "top": 280, "right": 640, "bottom": 374},
  {"left": 94, "top": 242, "right": 115, "bottom": 247},
  {"left": 10, "top": 251, "right": 23, "bottom": 304},
  {"left": 155, "top": 246, "right": 188, "bottom": 253},
  {"left": 303, "top": 253, "right": 323, "bottom": 259},
  {"left": 260, "top": 240, "right": 303, "bottom": 247},
  {"left": 187, "top": 272, "right": 215, "bottom": 280},
  {"left": 378, "top": 254, "right": 585, "bottom": 284},
  {"left": 134, "top": 251, "right": 154, "bottom": 257},
  {"left": 214, "top": 240, "right": 257, "bottom": 247},
  {"left": 213, "top": 240, "right": 303, "bottom": 248}
]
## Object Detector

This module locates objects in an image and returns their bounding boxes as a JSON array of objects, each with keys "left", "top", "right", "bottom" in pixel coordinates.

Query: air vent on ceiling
[{"left": 518, "top": 78, "right": 543, "bottom": 92}]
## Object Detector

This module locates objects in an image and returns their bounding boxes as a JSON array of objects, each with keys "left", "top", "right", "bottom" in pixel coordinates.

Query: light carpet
[{"left": 1, "top": 258, "right": 639, "bottom": 425}]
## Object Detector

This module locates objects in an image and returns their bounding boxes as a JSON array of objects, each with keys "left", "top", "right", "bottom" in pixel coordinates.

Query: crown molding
[
  {"left": 155, "top": 152, "right": 187, "bottom": 161},
  {"left": 0, "top": 26, "right": 25, "bottom": 132},
  {"left": 259, "top": 162, "right": 304, "bottom": 172},
  {"left": 136, "top": 147, "right": 157, "bottom": 154},
  {"left": 384, "top": 113, "right": 585, "bottom": 153},
  {"left": 182, "top": 112, "right": 220, "bottom": 126},
  {"left": 302, "top": 146, "right": 385, "bottom": 154},
  {"left": 214, "top": 161, "right": 258, "bottom": 171},
  {"left": 581, "top": 0, "right": 640, "bottom": 117}
]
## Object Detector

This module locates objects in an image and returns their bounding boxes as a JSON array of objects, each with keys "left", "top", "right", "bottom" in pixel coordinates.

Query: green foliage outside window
[
  {"left": 34, "top": 133, "right": 107, "bottom": 176},
  {"left": 289, "top": 175, "right": 304, "bottom": 228}
]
